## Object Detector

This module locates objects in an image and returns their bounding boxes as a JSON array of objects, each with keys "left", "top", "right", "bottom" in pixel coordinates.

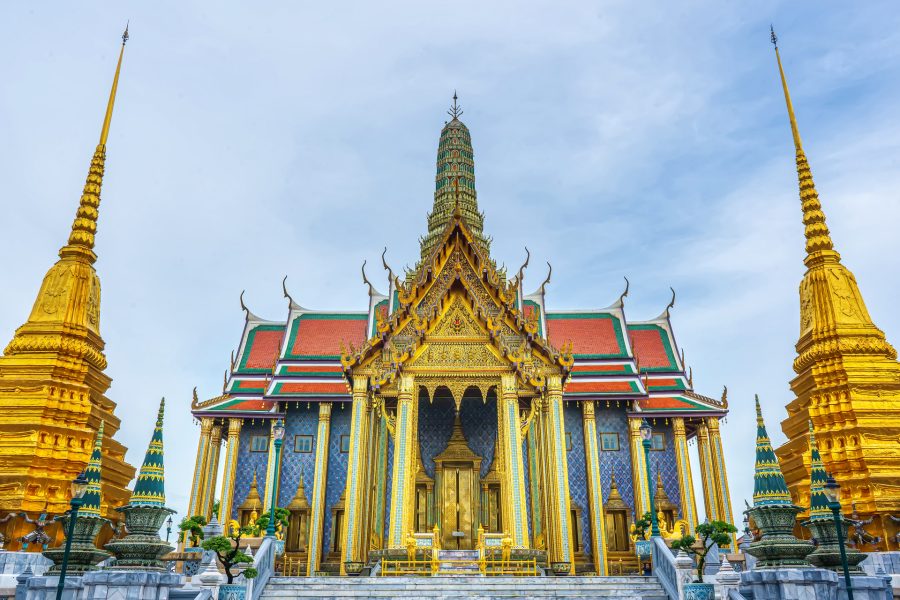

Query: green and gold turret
[
  {"left": 746, "top": 396, "right": 813, "bottom": 569},
  {"left": 804, "top": 421, "right": 866, "bottom": 572},
  {"left": 105, "top": 398, "right": 175, "bottom": 570}
]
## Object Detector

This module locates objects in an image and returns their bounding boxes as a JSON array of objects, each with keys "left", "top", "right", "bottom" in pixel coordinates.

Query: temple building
[
  {"left": 770, "top": 33, "right": 900, "bottom": 549},
  {"left": 0, "top": 30, "right": 135, "bottom": 549},
  {"left": 188, "top": 96, "right": 736, "bottom": 575}
]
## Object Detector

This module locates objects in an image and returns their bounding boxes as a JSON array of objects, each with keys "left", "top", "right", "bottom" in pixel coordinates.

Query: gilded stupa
[
  {"left": 0, "top": 28, "right": 135, "bottom": 548},
  {"left": 770, "top": 29, "right": 900, "bottom": 549}
]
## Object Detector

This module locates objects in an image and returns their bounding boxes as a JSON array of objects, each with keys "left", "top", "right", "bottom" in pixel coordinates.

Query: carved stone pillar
[
  {"left": 581, "top": 401, "right": 608, "bottom": 575},
  {"left": 218, "top": 418, "right": 243, "bottom": 524},
  {"left": 672, "top": 417, "right": 698, "bottom": 530},
  {"left": 187, "top": 417, "right": 213, "bottom": 518},
  {"left": 387, "top": 374, "right": 416, "bottom": 548},
  {"left": 696, "top": 420, "right": 720, "bottom": 522},
  {"left": 498, "top": 373, "right": 529, "bottom": 547},
  {"left": 543, "top": 375, "right": 574, "bottom": 573},
  {"left": 707, "top": 417, "right": 736, "bottom": 548},
  {"left": 202, "top": 423, "right": 223, "bottom": 520},
  {"left": 628, "top": 417, "right": 651, "bottom": 519},
  {"left": 307, "top": 402, "right": 332, "bottom": 576},
  {"left": 341, "top": 376, "right": 371, "bottom": 572}
]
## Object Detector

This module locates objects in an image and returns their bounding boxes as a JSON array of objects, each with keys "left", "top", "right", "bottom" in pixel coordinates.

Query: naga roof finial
[
  {"left": 448, "top": 90, "right": 463, "bottom": 120},
  {"left": 619, "top": 276, "right": 630, "bottom": 305},
  {"left": 538, "top": 262, "right": 552, "bottom": 295}
]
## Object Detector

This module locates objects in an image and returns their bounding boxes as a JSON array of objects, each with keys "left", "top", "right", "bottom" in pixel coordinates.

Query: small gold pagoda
[
  {"left": 0, "top": 28, "right": 136, "bottom": 548},
  {"left": 771, "top": 30, "right": 900, "bottom": 550}
]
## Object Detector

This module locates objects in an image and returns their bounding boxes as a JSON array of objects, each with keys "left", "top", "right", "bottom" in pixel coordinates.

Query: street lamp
[
  {"left": 639, "top": 419, "right": 661, "bottom": 538},
  {"left": 823, "top": 474, "right": 853, "bottom": 600},
  {"left": 165, "top": 515, "right": 174, "bottom": 543},
  {"left": 266, "top": 419, "right": 286, "bottom": 538},
  {"left": 55, "top": 471, "right": 89, "bottom": 600}
]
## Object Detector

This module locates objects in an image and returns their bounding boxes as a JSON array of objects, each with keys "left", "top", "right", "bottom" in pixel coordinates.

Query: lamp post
[
  {"left": 165, "top": 515, "right": 174, "bottom": 543},
  {"left": 55, "top": 471, "right": 89, "bottom": 600},
  {"left": 639, "top": 419, "right": 660, "bottom": 538},
  {"left": 266, "top": 419, "right": 285, "bottom": 538},
  {"left": 823, "top": 474, "right": 853, "bottom": 600}
]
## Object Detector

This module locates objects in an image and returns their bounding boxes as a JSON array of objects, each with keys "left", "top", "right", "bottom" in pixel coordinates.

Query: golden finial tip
[
  {"left": 122, "top": 22, "right": 130, "bottom": 45},
  {"left": 770, "top": 25, "right": 778, "bottom": 48}
]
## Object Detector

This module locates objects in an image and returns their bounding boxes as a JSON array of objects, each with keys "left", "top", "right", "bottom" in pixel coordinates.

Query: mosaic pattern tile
[
  {"left": 594, "top": 406, "right": 636, "bottom": 516},
  {"left": 647, "top": 423, "right": 681, "bottom": 516},
  {"left": 321, "top": 401, "right": 351, "bottom": 557},
  {"left": 460, "top": 393, "right": 497, "bottom": 478},
  {"left": 564, "top": 402, "right": 591, "bottom": 557},
  {"left": 232, "top": 420, "right": 272, "bottom": 521},
  {"left": 418, "top": 392, "right": 456, "bottom": 478},
  {"left": 384, "top": 433, "right": 394, "bottom": 535},
  {"left": 278, "top": 403, "right": 318, "bottom": 508}
]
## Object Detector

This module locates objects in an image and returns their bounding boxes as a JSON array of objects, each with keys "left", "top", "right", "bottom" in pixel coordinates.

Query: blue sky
[{"left": 3, "top": 2, "right": 900, "bottom": 526}]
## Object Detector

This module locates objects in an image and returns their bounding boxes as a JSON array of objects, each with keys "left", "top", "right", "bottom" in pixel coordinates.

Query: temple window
[
  {"left": 339, "top": 435, "right": 351, "bottom": 453},
  {"left": 250, "top": 435, "right": 268, "bottom": 452},
  {"left": 650, "top": 433, "right": 665, "bottom": 451},
  {"left": 600, "top": 433, "right": 620, "bottom": 451},
  {"left": 293, "top": 435, "right": 313, "bottom": 453}
]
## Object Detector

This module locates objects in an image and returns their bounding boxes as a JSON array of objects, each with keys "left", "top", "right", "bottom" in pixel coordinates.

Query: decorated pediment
[{"left": 342, "top": 210, "right": 573, "bottom": 392}]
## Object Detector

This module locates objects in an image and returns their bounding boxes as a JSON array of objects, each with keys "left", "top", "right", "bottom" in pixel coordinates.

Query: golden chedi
[
  {"left": 0, "top": 28, "right": 135, "bottom": 549},
  {"left": 770, "top": 30, "right": 900, "bottom": 550}
]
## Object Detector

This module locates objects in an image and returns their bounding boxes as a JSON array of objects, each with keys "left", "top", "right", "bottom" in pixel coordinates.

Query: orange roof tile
[{"left": 546, "top": 313, "right": 627, "bottom": 358}]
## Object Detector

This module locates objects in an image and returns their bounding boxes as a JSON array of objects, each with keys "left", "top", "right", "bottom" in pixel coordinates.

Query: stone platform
[{"left": 260, "top": 576, "right": 668, "bottom": 600}]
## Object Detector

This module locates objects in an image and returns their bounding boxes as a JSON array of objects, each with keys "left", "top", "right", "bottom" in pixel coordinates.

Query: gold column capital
[
  {"left": 706, "top": 416, "right": 721, "bottom": 433},
  {"left": 227, "top": 417, "right": 242, "bottom": 436},
  {"left": 547, "top": 374, "right": 563, "bottom": 392},
  {"left": 352, "top": 375, "right": 369, "bottom": 394},
  {"left": 672, "top": 416, "right": 686, "bottom": 436},
  {"left": 628, "top": 417, "right": 642, "bottom": 434},
  {"left": 582, "top": 400, "right": 596, "bottom": 420},
  {"left": 500, "top": 372, "right": 517, "bottom": 395},
  {"left": 199, "top": 416, "right": 214, "bottom": 434},
  {"left": 397, "top": 373, "right": 415, "bottom": 397},
  {"left": 319, "top": 401, "right": 332, "bottom": 420}
]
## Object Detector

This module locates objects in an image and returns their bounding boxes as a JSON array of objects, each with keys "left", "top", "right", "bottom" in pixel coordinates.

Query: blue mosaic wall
[
  {"left": 564, "top": 402, "right": 591, "bottom": 557},
  {"left": 418, "top": 392, "right": 456, "bottom": 478},
  {"left": 521, "top": 436, "right": 532, "bottom": 541},
  {"left": 321, "top": 401, "right": 351, "bottom": 557},
  {"left": 277, "top": 403, "right": 318, "bottom": 508},
  {"left": 384, "top": 432, "right": 393, "bottom": 535},
  {"left": 646, "top": 422, "right": 681, "bottom": 517},
  {"left": 594, "top": 406, "right": 636, "bottom": 517},
  {"left": 232, "top": 421, "right": 272, "bottom": 521},
  {"left": 460, "top": 393, "right": 497, "bottom": 478}
]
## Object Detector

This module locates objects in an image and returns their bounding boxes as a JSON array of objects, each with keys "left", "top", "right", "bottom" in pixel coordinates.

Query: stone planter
[
  {"left": 273, "top": 539, "right": 285, "bottom": 557},
  {"left": 634, "top": 539, "right": 653, "bottom": 558},
  {"left": 746, "top": 504, "right": 813, "bottom": 569},
  {"left": 344, "top": 561, "right": 365, "bottom": 575},
  {"left": 219, "top": 583, "right": 247, "bottom": 600},
  {"left": 550, "top": 562, "right": 571, "bottom": 576},
  {"left": 682, "top": 582, "right": 714, "bottom": 600},
  {"left": 43, "top": 514, "right": 110, "bottom": 574},
  {"left": 804, "top": 518, "right": 866, "bottom": 574},
  {"left": 105, "top": 504, "right": 176, "bottom": 570}
]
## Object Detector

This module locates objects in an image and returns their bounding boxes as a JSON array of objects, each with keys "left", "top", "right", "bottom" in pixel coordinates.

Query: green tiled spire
[
  {"left": 807, "top": 421, "right": 830, "bottom": 521},
  {"left": 131, "top": 398, "right": 166, "bottom": 506},
  {"left": 752, "top": 396, "right": 793, "bottom": 506},
  {"left": 80, "top": 420, "right": 105, "bottom": 517}
]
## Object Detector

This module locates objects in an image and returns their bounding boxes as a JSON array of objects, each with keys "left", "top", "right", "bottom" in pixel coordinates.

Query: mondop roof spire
[
  {"left": 79, "top": 420, "right": 106, "bottom": 518},
  {"left": 752, "top": 396, "right": 792, "bottom": 506},
  {"left": 806, "top": 422, "right": 830, "bottom": 521},
  {"left": 131, "top": 398, "right": 166, "bottom": 506}
]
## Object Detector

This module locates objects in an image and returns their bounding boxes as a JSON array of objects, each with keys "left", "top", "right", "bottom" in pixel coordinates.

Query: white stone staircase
[{"left": 260, "top": 575, "right": 669, "bottom": 600}]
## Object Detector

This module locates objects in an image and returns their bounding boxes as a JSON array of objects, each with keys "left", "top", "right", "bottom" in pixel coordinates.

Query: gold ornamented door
[{"left": 433, "top": 414, "right": 482, "bottom": 550}]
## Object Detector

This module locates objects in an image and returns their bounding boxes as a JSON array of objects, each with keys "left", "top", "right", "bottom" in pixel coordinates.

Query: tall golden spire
[
  {"left": 770, "top": 26, "right": 836, "bottom": 267},
  {"left": 63, "top": 24, "right": 128, "bottom": 261}
]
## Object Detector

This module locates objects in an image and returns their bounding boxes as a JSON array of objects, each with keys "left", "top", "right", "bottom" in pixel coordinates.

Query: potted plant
[
  {"left": 202, "top": 525, "right": 258, "bottom": 600},
  {"left": 255, "top": 508, "right": 290, "bottom": 556},
  {"left": 670, "top": 520, "right": 737, "bottom": 600},
  {"left": 631, "top": 512, "right": 653, "bottom": 558}
]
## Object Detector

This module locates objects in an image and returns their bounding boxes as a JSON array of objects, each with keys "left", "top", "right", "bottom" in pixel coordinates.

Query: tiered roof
[{"left": 192, "top": 99, "right": 726, "bottom": 427}]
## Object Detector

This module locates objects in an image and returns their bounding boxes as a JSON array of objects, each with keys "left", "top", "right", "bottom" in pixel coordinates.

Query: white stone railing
[
  {"left": 247, "top": 537, "right": 274, "bottom": 600},
  {"left": 651, "top": 536, "right": 695, "bottom": 600}
]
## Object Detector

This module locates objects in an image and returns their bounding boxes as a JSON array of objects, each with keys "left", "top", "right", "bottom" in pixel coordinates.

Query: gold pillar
[
  {"left": 307, "top": 402, "right": 332, "bottom": 576},
  {"left": 526, "top": 422, "right": 542, "bottom": 543},
  {"left": 262, "top": 420, "right": 283, "bottom": 513},
  {"left": 372, "top": 407, "right": 388, "bottom": 548},
  {"left": 341, "top": 376, "right": 372, "bottom": 571},
  {"left": 218, "top": 418, "right": 243, "bottom": 524},
  {"left": 707, "top": 417, "right": 736, "bottom": 548},
  {"left": 498, "top": 373, "right": 529, "bottom": 547},
  {"left": 696, "top": 420, "right": 719, "bottom": 522},
  {"left": 360, "top": 394, "right": 378, "bottom": 553},
  {"left": 187, "top": 417, "right": 213, "bottom": 518},
  {"left": 628, "top": 418, "right": 651, "bottom": 519},
  {"left": 202, "top": 423, "right": 223, "bottom": 520},
  {"left": 581, "top": 401, "right": 608, "bottom": 575},
  {"left": 543, "top": 375, "right": 574, "bottom": 572},
  {"left": 672, "top": 417, "right": 698, "bottom": 530},
  {"left": 387, "top": 374, "right": 416, "bottom": 547}
]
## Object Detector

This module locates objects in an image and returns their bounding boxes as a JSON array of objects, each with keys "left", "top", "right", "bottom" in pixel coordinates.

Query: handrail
[
  {"left": 651, "top": 536, "right": 679, "bottom": 600},
  {"left": 247, "top": 537, "right": 274, "bottom": 600}
]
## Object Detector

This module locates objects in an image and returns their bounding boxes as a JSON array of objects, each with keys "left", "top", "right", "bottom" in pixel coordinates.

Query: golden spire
[
  {"left": 771, "top": 26, "right": 836, "bottom": 266},
  {"left": 63, "top": 24, "right": 129, "bottom": 261}
]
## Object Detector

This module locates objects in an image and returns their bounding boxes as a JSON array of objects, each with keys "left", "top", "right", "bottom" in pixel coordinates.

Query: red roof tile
[
  {"left": 628, "top": 326, "right": 676, "bottom": 369},
  {"left": 565, "top": 380, "right": 638, "bottom": 394},
  {"left": 287, "top": 315, "right": 367, "bottom": 359},
  {"left": 275, "top": 381, "right": 349, "bottom": 395},
  {"left": 546, "top": 314, "right": 626, "bottom": 358},
  {"left": 241, "top": 327, "right": 285, "bottom": 372}
]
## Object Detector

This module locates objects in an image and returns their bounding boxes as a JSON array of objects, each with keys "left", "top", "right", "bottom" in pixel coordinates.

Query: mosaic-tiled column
[
  {"left": 187, "top": 417, "right": 213, "bottom": 518},
  {"left": 526, "top": 423, "right": 543, "bottom": 543},
  {"left": 342, "top": 376, "right": 372, "bottom": 573},
  {"left": 696, "top": 420, "right": 720, "bottom": 522},
  {"left": 544, "top": 375, "right": 574, "bottom": 574},
  {"left": 581, "top": 401, "right": 608, "bottom": 575},
  {"left": 218, "top": 418, "right": 243, "bottom": 524},
  {"left": 672, "top": 417, "right": 698, "bottom": 530},
  {"left": 628, "top": 417, "right": 651, "bottom": 519},
  {"left": 202, "top": 422, "right": 223, "bottom": 520},
  {"left": 499, "top": 373, "right": 529, "bottom": 547},
  {"left": 372, "top": 408, "right": 388, "bottom": 548},
  {"left": 360, "top": 396, "right": 378, "bottom": 553},
  {"left": 707, "top": 417, "right": 736, "bottom": 547},
  {"left": 387, "top": 374, "right": 416, "bottom": 548},
  {"left": 307, "top": 402, "right": 332, "bottom": 576},
  {"left": 262, "top": 420, "right": 282, "bottom": 513}
]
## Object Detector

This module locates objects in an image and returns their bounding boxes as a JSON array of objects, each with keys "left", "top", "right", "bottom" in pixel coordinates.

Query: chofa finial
[
  {"left": 770, "top": 24, "right": 777, "bottom": 48},
  {"left": 448, "top": 91, "right": 463, "bottom": 120},
  {"left": 122, "top": 21, "right": 130, "bottom": 45}
]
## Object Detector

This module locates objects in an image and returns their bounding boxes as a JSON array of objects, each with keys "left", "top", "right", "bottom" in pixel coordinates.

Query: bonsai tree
[
  {"left": 179, "top": 515, "right": 208, "bottom": 547},
  {"left": 631, "top": 512, "right": 653, "bottom": 541},
  {"left": 202, "top": 525, "right": 259, "bottom": 584},
  {"left": 254, "top": 508, "right": 290, "bottom": 538},
  {"left": 670, "top": 520, "right": 738, "bottom": 582}
]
